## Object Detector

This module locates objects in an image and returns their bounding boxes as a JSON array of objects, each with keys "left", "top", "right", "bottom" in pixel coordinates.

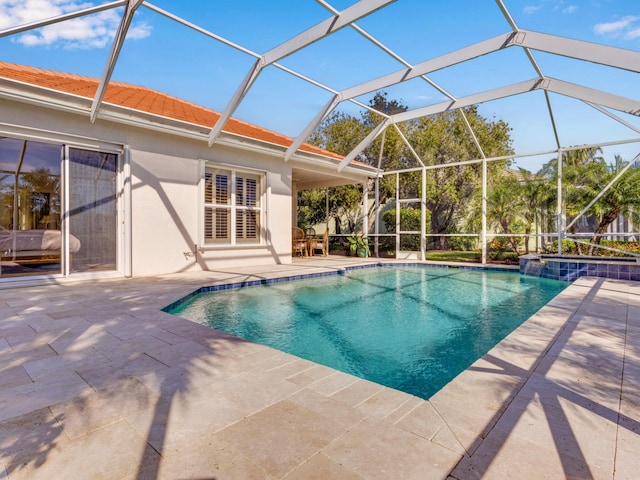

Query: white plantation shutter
[
  {"left": 246, "top": 177, "right": 257, "bottom": 207},
  {"left": 204, "top": 172, "right": 213, "bottom": 203},
  {"left": 203, "top": 166, "right": 262, "bottom": 245},
  {"left": 236, "top": 176, "right": 244, "bottom": 206},
  {"left": 204, "top": 206, "right": 213, "bottom": 240},
  {"left": 215, "top": 208, "right": 230, "bottom": 240},
  {"left": 235, "top": 174, "right": 260, "bottom": 242},
  {"left": 216, "top": 174, "right": 228, "bottom": 204},
  {"left": 204, "top": 169, "right": 231, "bottom": 243},
  {"left": 246, "top": 210, "right": 258, "bottom": 238}
]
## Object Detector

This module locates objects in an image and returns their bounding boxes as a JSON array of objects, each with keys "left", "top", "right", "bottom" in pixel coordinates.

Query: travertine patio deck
[{"left": 1, "top": 258, "right": 638, "bottom": 479}]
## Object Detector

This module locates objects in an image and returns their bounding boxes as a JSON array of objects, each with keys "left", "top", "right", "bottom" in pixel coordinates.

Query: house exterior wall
[{"left": 1, "top": 99, "right": 294, "bottom": 278}]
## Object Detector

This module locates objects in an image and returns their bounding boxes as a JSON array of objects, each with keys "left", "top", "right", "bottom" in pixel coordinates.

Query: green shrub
[
  {"left": 447, "top": 235, "right": 477, "bottom": 251},
  {"left": 489, "top": 237, "right": 510, "bottom": 253},
  {"left": 541, "top": 239, "right": 640, "bottom": 256},
  {"left": 598, "top": 240, "right": 640, "bottom": 256},
  {"left": 543, "top": 239, "right": 578, "bottom": 255},
  {"left": 487, "top": 249, "right": 519, "bottom": 263},
  {"left": 502, "top": 252, "right": 519, "bottom": 263},
  {"left": 381, "top": 207, "right": 430, "bottom": 251}
]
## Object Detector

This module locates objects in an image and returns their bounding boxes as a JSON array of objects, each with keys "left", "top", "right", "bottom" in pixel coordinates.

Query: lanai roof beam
[
  {"left": 287, "top": 33, "right": 512, "bottom": 162},
  {"left": 392, "top": 124, "right": 425, "bottom": 168},
  {"left": 339, "top": 76, "right": 640, "bottom": 169},
  {"left": 143, "top": 2, "right": 259, "bottom": 57},
  {"left": 545, "top": 78, "right": 640, "bottom": 116},
  {"left": 584, "top": 103, "right": 640, "bottom": 135},
  {"left": 90, "top": 0, "right": 145, "bottom": 123},
  {"left": 495, "top": 0, "right": 546, "bottom": 80},
  {"left": 517, "top": 30, "right": 640, "bottom": 73},
  {"left": 391, "top": 79, "right": 540, "bottom": 124},
  {"left": 207, "top": 0, "right": 396, "bottom": 146},
  {"left": 544, "top": 91, "right": 562, "bottom": 150},
  {"left": 388, "top": 78, "right": 640, "bottom": 126},
  {"left": 337, "top": 118, "right": 390, "bottom": 172}
]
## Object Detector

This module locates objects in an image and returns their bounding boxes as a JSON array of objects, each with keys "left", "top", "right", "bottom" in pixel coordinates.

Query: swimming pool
[{"left": 168, "top": 266, "right": 568, "bottom": 399}]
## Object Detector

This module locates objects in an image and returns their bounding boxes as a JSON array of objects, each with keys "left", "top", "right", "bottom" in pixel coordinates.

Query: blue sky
[{"left": 1, "top": 0, "right": 639, "bottom": 171}]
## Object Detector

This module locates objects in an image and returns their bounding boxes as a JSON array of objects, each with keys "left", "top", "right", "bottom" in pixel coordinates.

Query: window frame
[{"left": 200, "top": 161, "right": 266, "bottom": 248}]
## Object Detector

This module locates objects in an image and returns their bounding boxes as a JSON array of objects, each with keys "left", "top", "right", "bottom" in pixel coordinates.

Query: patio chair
[
  {"left": 310, "top": 229, "right": 328, "bottom": 256},
  {"left": 292, "top": 227, "right": 307, "bottom": 256}
]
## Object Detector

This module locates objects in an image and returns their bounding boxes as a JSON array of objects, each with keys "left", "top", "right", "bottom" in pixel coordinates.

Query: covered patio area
[{"left": 1, "top": 258, "right": 638, "bottom": 479}]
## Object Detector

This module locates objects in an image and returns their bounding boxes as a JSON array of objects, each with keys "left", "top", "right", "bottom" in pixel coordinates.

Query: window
[{"left": 203, "top": 166, "right": 263, "bottom": 245}]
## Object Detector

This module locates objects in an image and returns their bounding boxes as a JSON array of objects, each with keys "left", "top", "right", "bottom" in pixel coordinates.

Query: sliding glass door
[
  {"left": 0, "top": 138, "right": 62, "bottom": 277},
  {"left": 68, "top": 148, "right": 118, "bottom": 273},
  {"left": 0, "top": 137, "right": 120, "bottom": 279}
]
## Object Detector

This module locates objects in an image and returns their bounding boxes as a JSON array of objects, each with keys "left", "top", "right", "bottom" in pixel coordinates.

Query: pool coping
[{"left": 0, "top": 259, "right": 637, "bottom": 479}]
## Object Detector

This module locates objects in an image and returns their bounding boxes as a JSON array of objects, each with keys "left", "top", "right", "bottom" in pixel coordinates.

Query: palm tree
[
  {"left": 538, "top": 147, "right": 606, "bottom": 254},
  {"left": 487, "top": 171, "right": 530, "bottom": 252},
  {"left": 517, "top": 168, "right": 552, "bottom": 254},
  {"left": 582, "top": 155, "right": 640, "bottom": 254}
]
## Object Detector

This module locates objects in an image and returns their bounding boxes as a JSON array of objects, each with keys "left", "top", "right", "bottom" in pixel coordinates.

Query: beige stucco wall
[
  {"left": 0, "top": 99, "right": 294, "bottom": 278},
  {"left": 128, "top": 132, "right": 293, "bottom": 275}
]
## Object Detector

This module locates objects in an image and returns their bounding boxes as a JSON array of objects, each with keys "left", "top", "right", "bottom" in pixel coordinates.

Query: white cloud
[
  {"left": 0, "top": 0, "right": 152, "bottom": 49},
  {"left": 523, "top": 5, "right": 543, "bottom": 15},
  {"left": 593, "top": 15, "right": 639, "bottom": 37},
  {"left": 562, "top": 5, "right": 577, "bottom": 15},
  {"left": 626, "top": 27, "right": 640, "bottom": 40}
]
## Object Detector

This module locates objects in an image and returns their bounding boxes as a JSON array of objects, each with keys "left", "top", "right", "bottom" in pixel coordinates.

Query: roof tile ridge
[
  {"left": 107, "top": 80, "right": 217, "bottom": 112},
  {"left": 227, "top": 114, "right": 293, "bottom": 139},
  {"left": 0, "top": 61, "right": 97, "bottom": 82},
  {"left": 0, "top": 62, "right": 363, "bottom": 165},
  {"left": 0, "top": 62, "right": 211, "bottom": 114}
]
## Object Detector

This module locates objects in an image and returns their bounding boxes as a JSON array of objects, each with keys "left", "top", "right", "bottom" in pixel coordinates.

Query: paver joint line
[{"left": 612, "top": 295, "right": 631, "bottom": 477}]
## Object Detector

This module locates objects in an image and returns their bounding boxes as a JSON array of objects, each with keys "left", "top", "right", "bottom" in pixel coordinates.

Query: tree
[
  {"left": 297, "top": 188, "right": 326, "bottom": 230},
  {"left": 517, "top": 168, "right": 551, "bottom": 254},
  {"left": 486, "top": 171, "right": 525, "bottom": 252},
  {"left": 582, "top": 155, "right": 640, "bottom": 254},
  {"left": 305, "top": 93, "right": 414, "bottom": 235},
  {"left": 297, "top": 185, "right": 364, "bottom": 235},
  {"left": 465, "top": 168, "right": 532, "bottom": 254},
  {"left": 308, "top": 110, "right": 367, "bottom": 156},
  {"left": 538, "top": 147, "right": 606, "bottom": 253},
  {"left": 408, "top": 106, "right": 513, "bottom": 248},
  {"left": 536, "top": 147, "right": 640, "bottom": 256},
  {"left": 306, "top": 94, "right": 514, "bottom": 246}
]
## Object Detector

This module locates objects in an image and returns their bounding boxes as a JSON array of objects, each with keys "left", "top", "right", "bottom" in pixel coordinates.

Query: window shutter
[
  {"left": 216, "top": 174, "right": 229, "bottom": 204},
  {"left": 203, "top": 167, "right": 262, "bottom": 245},
  {"left": 204, "top": 206, "right": 213, "bottom": 241},
  {"left": 236, "top": 176, "right": 244, "bottom": 206},
  {"left": 246, "top": 178, "right": 257, "bottom": 207},
  {"left": 204, "top": 172, "right": 213, "bottom": 204}
]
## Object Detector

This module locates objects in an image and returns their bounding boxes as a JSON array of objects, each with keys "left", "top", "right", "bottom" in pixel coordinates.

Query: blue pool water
[{"left": 168, "top": 266, "right": 568, "bottom": 399}]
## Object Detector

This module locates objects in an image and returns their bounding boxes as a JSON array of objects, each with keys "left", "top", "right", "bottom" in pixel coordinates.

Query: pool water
[{"left": 169, "top": 266, "right": 568, "bottom": 399}]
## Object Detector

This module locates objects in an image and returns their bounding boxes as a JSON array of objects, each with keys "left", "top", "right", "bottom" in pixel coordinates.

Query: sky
[{"left": 1, "top": 0, "right": 639, "bottom": 172}]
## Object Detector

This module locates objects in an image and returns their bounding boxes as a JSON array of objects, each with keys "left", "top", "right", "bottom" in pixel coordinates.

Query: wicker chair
[
  {"left": 310, "top": 229, "right": 328, "bottom": 256},
  {"left": 292, "top": 227, "right": 306, "bottom": 256}
]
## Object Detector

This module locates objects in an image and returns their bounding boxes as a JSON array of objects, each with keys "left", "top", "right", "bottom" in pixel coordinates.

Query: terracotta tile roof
[{"left": 0, "top": 62, "right": 351, "bottom": 162}]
